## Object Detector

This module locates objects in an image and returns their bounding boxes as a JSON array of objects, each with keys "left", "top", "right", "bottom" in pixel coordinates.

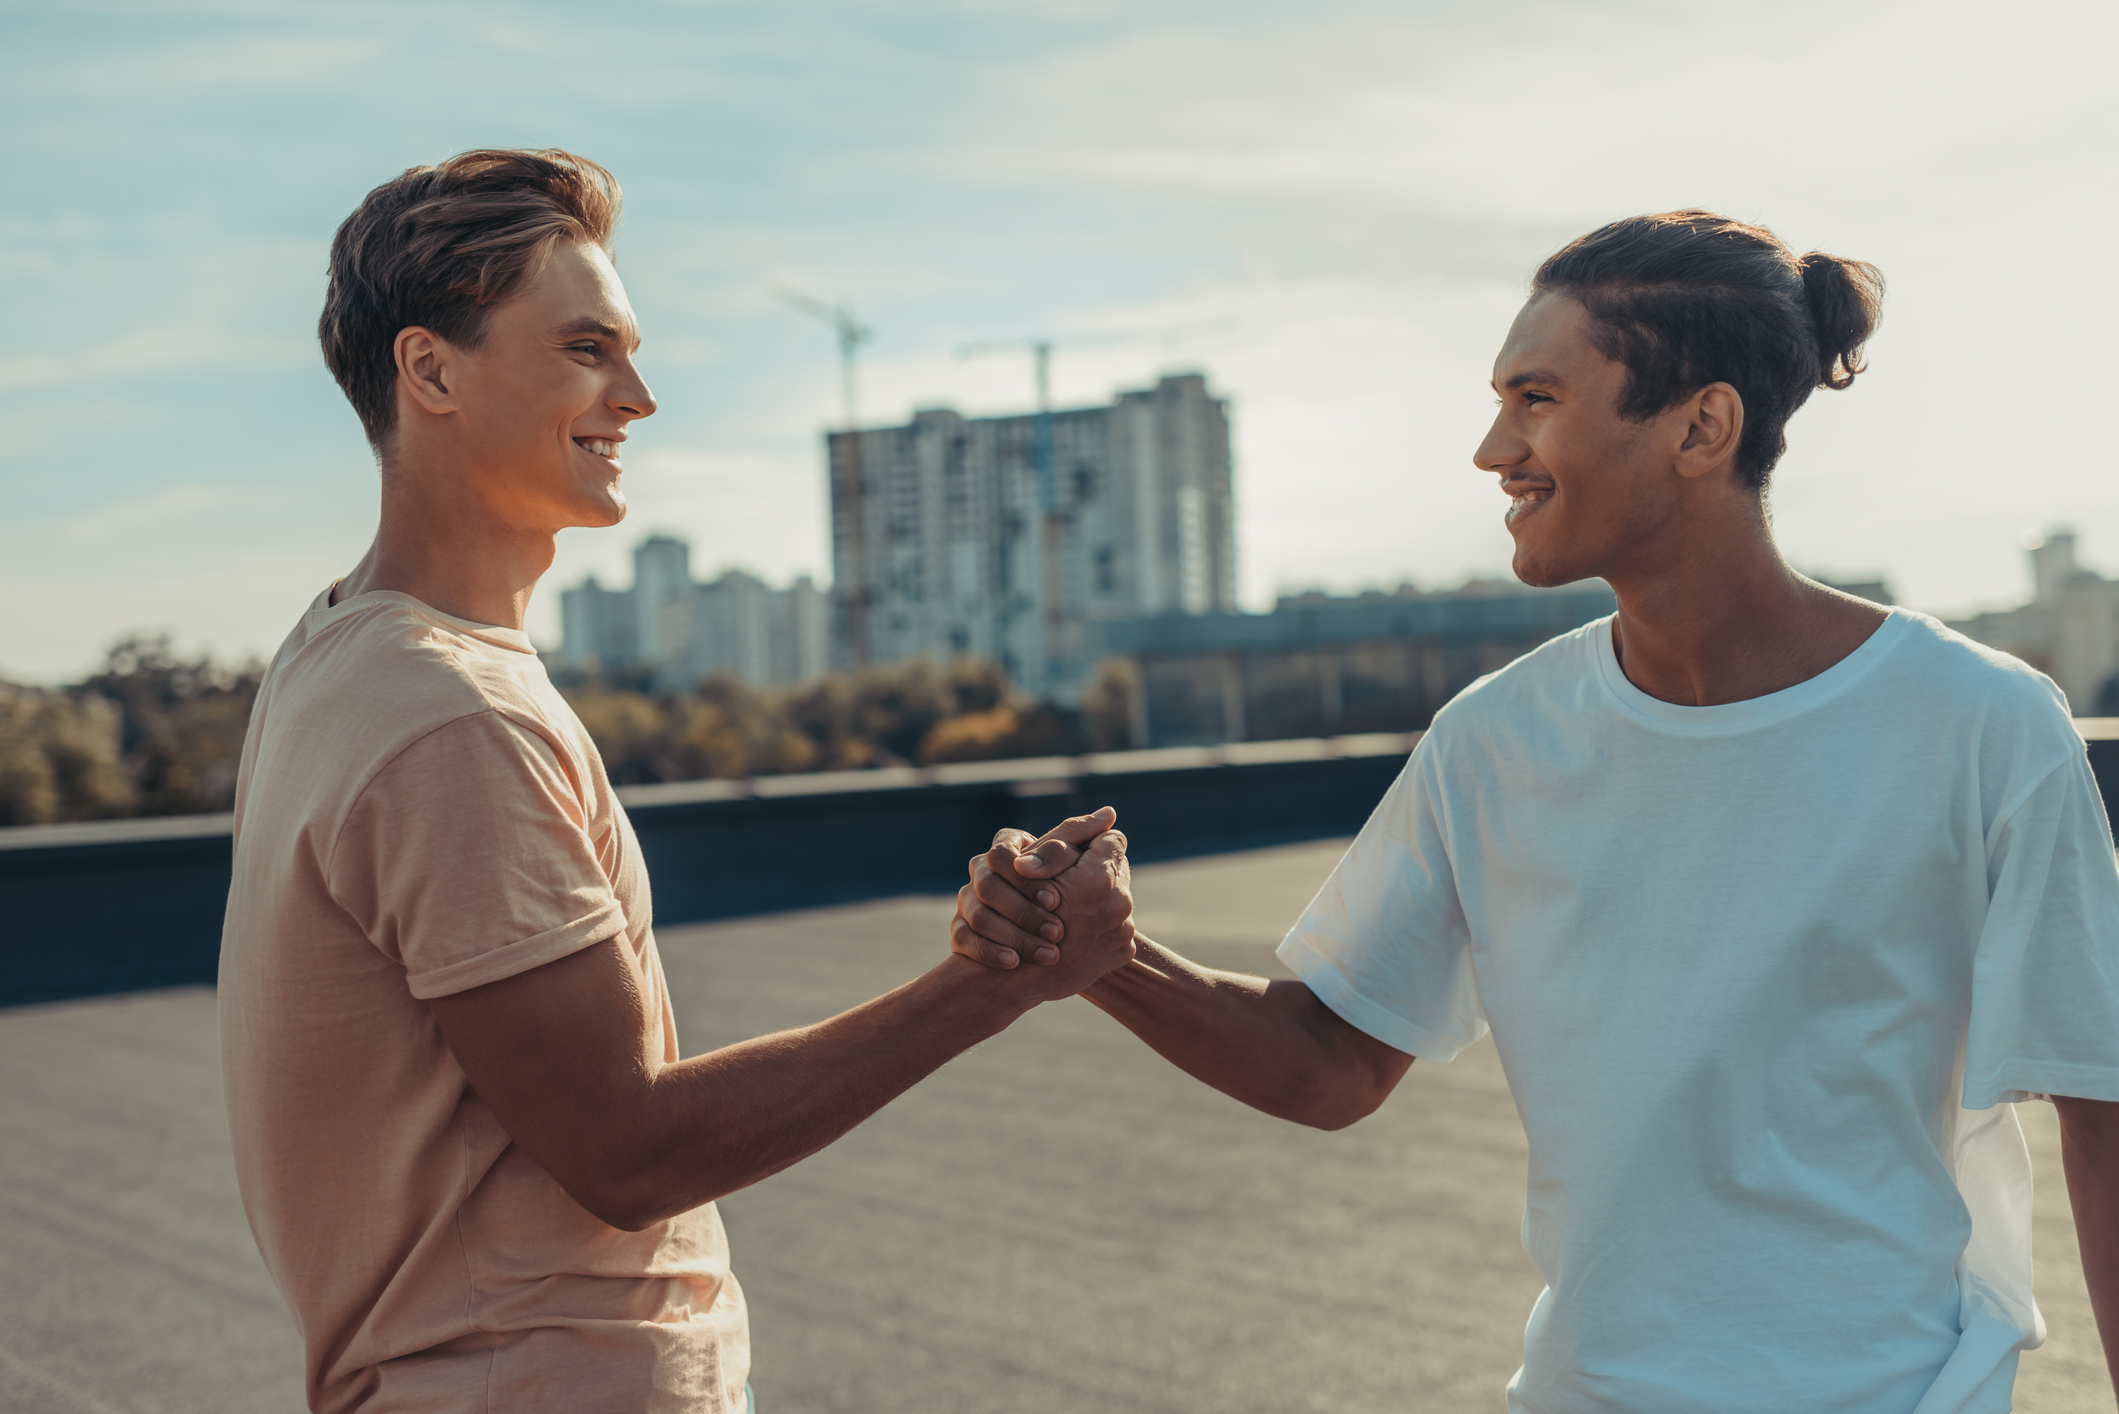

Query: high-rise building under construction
[{"left": 826, "top": 372, "right": 1236, "bottom": 699}]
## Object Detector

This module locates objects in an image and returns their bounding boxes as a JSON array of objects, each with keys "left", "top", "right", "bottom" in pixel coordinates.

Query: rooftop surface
[{"left": 2, "top": 839, "right": 2112, "bottom": 1412}]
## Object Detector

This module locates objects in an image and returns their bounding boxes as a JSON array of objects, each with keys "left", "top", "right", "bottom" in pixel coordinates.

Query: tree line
[{"left": 0, "top": 636, "right": 1137, "bottom": 826}]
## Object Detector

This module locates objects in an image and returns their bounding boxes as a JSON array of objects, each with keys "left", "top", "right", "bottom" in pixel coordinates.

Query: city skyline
[{"left": 4, "top": 0, "right": 2114, "bottom": 683}]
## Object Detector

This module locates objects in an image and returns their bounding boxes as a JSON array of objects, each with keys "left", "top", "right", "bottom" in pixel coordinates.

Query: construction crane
[
  {"left": 778, "top": 285, "right": 873, "bottom": 665},
  {"left": 776, "top": 285, "right": 870, "bottom": 430}
]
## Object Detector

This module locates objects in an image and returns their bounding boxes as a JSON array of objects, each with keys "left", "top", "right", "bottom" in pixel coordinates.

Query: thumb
[{"left": 1014, "top": 806, "right": 1117, "bottom": 877}]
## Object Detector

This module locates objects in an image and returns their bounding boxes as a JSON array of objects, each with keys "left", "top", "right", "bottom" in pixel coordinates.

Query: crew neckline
[
  {"left": 1593, "top": 607, "right": 1913, "bottom": 737},
  {"left": 310, "top": 584, "right": 537, "bottom": 656}
]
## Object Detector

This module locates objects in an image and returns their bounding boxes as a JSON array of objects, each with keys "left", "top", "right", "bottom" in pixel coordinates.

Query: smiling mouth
[
  {"left": 1504, "top": 484, "right": 1552, "bottom": 525},
  {"left": 575, "top": 437, "right": 622, "bottom": 466}
]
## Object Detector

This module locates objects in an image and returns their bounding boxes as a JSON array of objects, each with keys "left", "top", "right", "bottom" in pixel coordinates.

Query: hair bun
[{"left": 1796, "top": 252, "right": 1885, "bottom": 391}]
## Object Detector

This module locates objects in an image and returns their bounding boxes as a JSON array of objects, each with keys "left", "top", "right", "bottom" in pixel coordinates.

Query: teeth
[
  {"left": 580, "top": 438, "right": 617, "bottom": 458},
  {"left": 1505, "top": 489, "right": 1550, "bottom": 521}
]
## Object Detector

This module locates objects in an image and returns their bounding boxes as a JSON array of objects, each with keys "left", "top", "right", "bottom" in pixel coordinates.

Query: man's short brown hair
[{"left": 318, "top": 148, "right": 622, "bottom": 451}]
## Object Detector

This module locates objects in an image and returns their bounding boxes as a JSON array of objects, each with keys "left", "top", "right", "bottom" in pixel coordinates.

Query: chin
[
  {"left": 568, "top": 486, "right": 628, "bottom": 529},
  {"left": 1509, "top": 541, "right": 1591, "bottom": 590}
]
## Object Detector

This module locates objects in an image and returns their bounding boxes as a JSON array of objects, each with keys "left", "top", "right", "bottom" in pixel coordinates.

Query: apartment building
[
  {"left": 825, "top": 372, "right": 1236, "bottom": 700},
  {"left": 557, "top": 535, "right": 829, "bottom": 692}
]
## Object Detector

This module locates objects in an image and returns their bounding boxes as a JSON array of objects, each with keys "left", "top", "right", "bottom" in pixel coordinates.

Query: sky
[{"left": 2, "top": 0, "right": 2114, "bottom": 682}]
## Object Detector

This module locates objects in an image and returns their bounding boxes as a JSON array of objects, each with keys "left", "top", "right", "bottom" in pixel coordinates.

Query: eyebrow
[
  {"left": 1496, "top": 369, "right": 1565, "bottom": 392},
  {"left": 554, "top": 316, "right": 641, "bottom": 352}
]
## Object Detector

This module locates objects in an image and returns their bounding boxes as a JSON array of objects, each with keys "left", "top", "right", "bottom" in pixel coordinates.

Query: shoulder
[
  {"left": 1878, "top": 610, "right": 2073, "bottom": 731},
  {"left": 1423, "top": 615, "right": 1608, "bottom": 740},
  {"left": 1873, "top": 611, "right": 2085, "bottom": 800},
  {"left": 271, "top": 595, "right": 553, "bottom": 735},
  {"left": 249, "top": 595, "right": 589, "bottom": 812}
]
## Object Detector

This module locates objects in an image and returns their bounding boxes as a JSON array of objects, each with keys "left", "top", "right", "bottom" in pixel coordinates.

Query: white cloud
[
  {"left": 63, "top": 484, "right": 235, "bottom": 545},
  {"left": 9, "top": 0, "right": 2112, "bottom": 680},
  {"left": 0, "top": 543, "right": 344, "bottom": 682},
  {"left": 0, "top": 327, "right": 308, "bottom": 393},
  {"left": 930, "top": 0, "right": 2119, "bottom": 614}
]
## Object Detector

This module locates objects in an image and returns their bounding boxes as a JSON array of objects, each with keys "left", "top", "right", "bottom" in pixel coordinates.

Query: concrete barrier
[
  {"left": 0, "top": 734, "right": 1420, "bottom": 1008},
  {"left": 10, "top": 722, "right": 2119, "bottom": 1011}
]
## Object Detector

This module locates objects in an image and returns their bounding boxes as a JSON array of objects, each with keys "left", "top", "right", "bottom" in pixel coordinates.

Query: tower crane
[{"left": 776, "top": 286, "right": 870, "bottom": 430}]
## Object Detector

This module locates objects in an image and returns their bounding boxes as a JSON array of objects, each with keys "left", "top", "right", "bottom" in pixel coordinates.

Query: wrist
[{"left": 928, "top": 953, "right": 1042, "bottom": 1033}]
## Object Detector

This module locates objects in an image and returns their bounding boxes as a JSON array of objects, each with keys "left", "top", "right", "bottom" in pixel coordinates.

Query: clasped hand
[{"left": 951, "top": 805, "right": 1137, "bottom": 997}]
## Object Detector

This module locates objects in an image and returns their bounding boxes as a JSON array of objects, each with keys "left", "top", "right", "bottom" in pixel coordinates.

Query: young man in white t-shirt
[{"left": 955, "top": 210, "right": 2119, "bottom": 1412}]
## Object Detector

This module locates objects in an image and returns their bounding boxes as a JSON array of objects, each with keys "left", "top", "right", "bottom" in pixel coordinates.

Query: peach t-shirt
[{"left": 218, "top": 588, "right": 748, "bottom": 1414}]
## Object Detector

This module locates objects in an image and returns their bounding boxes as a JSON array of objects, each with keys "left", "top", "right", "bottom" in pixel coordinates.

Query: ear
[
  {"left": 394, "top": 327, "right": 461, "bottom": 418},
  {"left": 1673, "top": 382, "right": 1744, "bottom": 481}
]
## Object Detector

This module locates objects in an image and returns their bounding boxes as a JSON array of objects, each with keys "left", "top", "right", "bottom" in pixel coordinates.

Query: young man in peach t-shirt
[{"left": 218, "top": 149, "right": 1137, "bottom": 1414}]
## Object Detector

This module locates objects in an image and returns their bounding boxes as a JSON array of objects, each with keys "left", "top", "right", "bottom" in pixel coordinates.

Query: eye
[
  {"left": 570, "top": 342, "right": 601, "bottom": 357},
  {"left": 1522, "top": 391, "right": 1553, "bottom": 405}
]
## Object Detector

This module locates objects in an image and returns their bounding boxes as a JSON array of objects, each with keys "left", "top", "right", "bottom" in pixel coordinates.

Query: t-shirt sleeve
[
  {"left": 1965, "top": 748, "right": 2119, "bottom": 1108},
  {"left": 1274, "top": 744, "right": 1486, "bottom": 1061},
  {"left": 327, "top": 710, "right": 626, "bottom": 1000}
]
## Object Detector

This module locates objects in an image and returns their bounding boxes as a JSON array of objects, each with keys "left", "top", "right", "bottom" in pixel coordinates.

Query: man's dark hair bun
[
  {"left": 1796, "top": 252, "right": 1884, "bottom": 391},
  {"left": 1534, "top": 210, "right": 1885, "bottom": 490}
]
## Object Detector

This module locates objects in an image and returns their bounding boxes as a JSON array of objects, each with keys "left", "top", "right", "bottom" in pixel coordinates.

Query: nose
[
  {"left": 1474, "top": 409, "right": 1526, "bottom": 476},
  {"left": 612, "top": 360, "right": 656, "bottom": 421}
]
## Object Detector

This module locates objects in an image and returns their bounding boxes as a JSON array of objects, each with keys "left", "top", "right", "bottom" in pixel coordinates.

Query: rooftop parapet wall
[
  {"left": 0, "top": 734, "right": 1418, "bottom": 1009},
  {"left": 10, "top": 722, "right": 2116, "bottom": 1011}
]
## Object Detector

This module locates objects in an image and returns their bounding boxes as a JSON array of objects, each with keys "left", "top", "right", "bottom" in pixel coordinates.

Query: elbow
[
  {"left": 569, "top": 1166, "right": 689, "bottom": 1234},
  {"left": 1301, "top": 1094, "right": 1386, "bottom": 1132},
  {"left": 594, "top": 1204, "right": 663, "bottom": 1235},
  {"left": 575, "top": 1162, "right": 745, "bottom": 1233},
  {"left": 1272, "top": 1071, "right": 1389, "bottom": 1132},
  {"left": 575, "top": 1182, "right": 660, "bottom": 1233}
]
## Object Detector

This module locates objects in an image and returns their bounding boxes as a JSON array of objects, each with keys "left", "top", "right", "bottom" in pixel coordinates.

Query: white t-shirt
[{"left": 1278, "top": 609, "right": 2119, "bottom": 1414}]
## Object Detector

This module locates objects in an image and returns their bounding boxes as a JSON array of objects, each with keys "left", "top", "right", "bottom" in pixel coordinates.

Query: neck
[
  {"left": 1602, "top": 501, "right": 1887, "bottom": 707},
  {"left": 332, "top": 449, "right": 555, "bottom": 630}
]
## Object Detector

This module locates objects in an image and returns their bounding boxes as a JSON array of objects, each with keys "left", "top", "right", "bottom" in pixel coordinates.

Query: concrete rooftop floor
[{"left": 1, "top": 838, "right": 2113, "bottom": 1412}]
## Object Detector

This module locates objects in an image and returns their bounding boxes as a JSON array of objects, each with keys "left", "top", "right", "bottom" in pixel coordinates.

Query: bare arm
[
  {"left": 431, "top": 817, "right": 1135, "bottom": 1231},
  {"left": 1080, "top": 936, "right": 1413, "bottom": 1129},
  {"left": 953, "top": 828, "right": 1413, "bottom": 1130},
  {"left": 2055, "top": 1094, "right": 2119, "bottom": 1400}
]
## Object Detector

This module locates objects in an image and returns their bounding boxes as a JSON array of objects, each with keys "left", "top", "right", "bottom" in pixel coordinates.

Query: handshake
[{"left": 948, "top": 804, "right": 1141, "bottom": 1004}]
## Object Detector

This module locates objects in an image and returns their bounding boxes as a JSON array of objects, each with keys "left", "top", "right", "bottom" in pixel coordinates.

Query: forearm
[
  {"left": 1082, "top": 936, "right": 1405, "bottom": 1129},
  {"left": 610, "top": 957, "right": 1030, "bottom": 1226},
  {"left": 2057, "top": 1096, "right": 2119, "bottom": 1396}
]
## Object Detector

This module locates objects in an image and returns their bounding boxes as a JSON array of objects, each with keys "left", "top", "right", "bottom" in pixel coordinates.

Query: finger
[
  {"left": 1078, "top": 828, "right": 1129, "bottom": 872},
  {"left": 980, "top": 843, "right": 1062, "bottom": 912},
  {"left": 1015, "top": 806, "right": 1117, "bottom": 878},
  {"left": 973, "top": 857, "right": 1065, "bottom": 940},
  {"left": 951, "top": 915, "right": 1019, "bottom": 970},
  {"left": 1059, "top": 831, "right": 1133, "bottom": 922},
  {"left": 964, "top": 898, "right": 1061, "bottom": 966},
  {"left": 989, "top": 826, "right": 1037, "bottom": 852}
]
